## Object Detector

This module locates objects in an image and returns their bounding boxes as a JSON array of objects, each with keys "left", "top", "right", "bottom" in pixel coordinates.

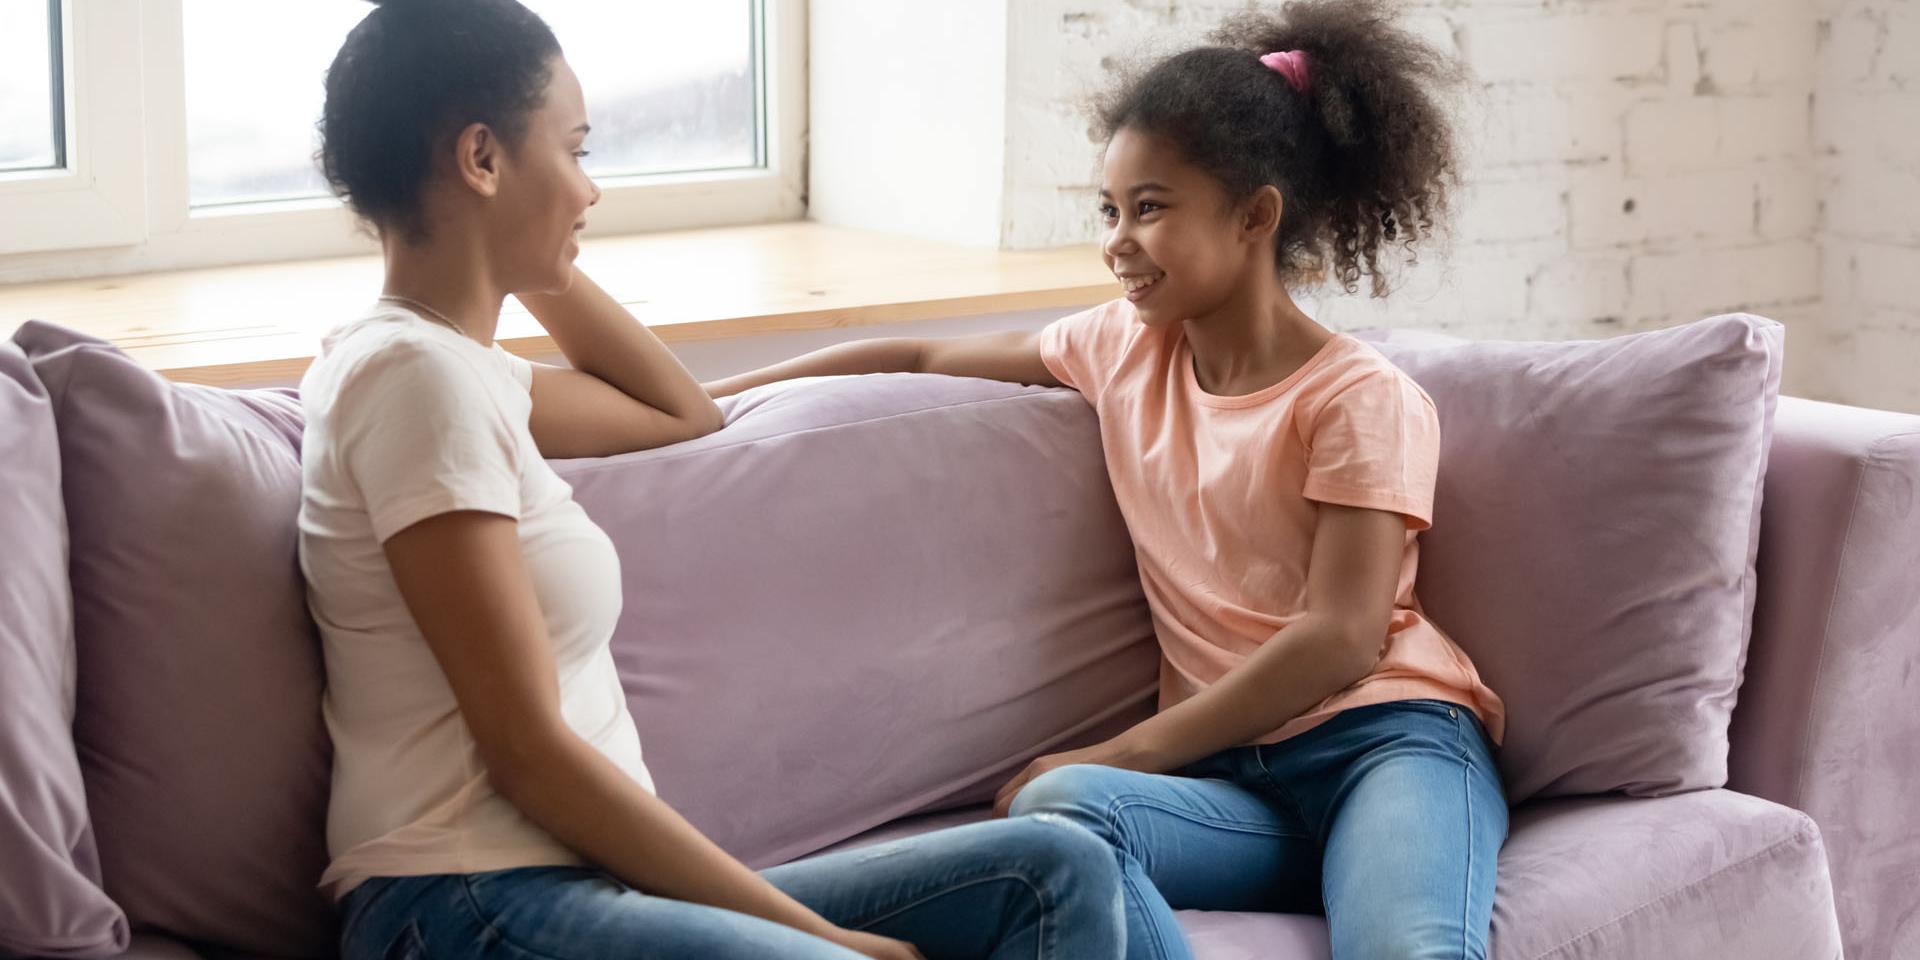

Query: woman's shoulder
[{"left": 309, "top": 310, "right": 486, "bottom": 395}]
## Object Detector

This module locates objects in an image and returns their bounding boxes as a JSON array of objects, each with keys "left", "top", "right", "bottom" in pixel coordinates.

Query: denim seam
[
  {"left": 1248, "top": 749, "right": 1314, "bottom": 830},
  {"left": 1119, "top": 869, "right": 1174, "bottom": 960},
  {"left": 836, "top": 871, "right": 1053, "bottom": 956},
  {"left": 1105, "top": 794, "right": 1309, "bottom": 841},
  {"left": 1461, "top": 758, "right": 1477, "bottom": 960},
  {"left": 1526, "top": 828, "right": 1817, "bottom": 960},
  {"left": 398, "top": 922, "right": 425, "bottom": 960},
  {"left": 453, "top": 876, "right": 580, "bottom": 960},
  {"left": 1103, "top": 793, "right": 1295, "bottom": 959},
  {"left": 337, "top": 892, "right": 369, "bottom": 959}
]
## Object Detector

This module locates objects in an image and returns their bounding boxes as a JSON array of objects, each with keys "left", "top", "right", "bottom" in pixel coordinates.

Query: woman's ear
[
  {"left": 453, "top": 122, "right": 501, "bottom": 199},
  {"left": 1243, "top": 184, "right": 1284, "bottom": 245}
]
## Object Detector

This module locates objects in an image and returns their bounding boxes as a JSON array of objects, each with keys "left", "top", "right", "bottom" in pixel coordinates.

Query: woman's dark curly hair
[
  {"left": 318, "top": 0, "right": 561, "bottom": 244},
  {"left": 1096, "top": 0, "right": 1463, "bottom": 296}
]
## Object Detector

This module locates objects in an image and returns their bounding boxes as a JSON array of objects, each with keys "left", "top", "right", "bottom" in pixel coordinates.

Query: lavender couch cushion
[
  {"left": 1490, "top": 791, "right": 1837, "bottom": 959},
  {"left": 821, "top": 790, "right": 1838, "bottom": 960},
  {"left": 555, "top": 373, "right": 1159, "bottom": 868},
  {"left": 1730, "top": 397, "right": 1920, "bottom": 960},
  {"left": 1361, "top": 316, "right": 1783, "bottom": 801},
  {"left": 0, "top": 338, "right": 129, "bottom": 958},
  {"left": 14, "top": 322, "right": 334, "bottom": 957}
]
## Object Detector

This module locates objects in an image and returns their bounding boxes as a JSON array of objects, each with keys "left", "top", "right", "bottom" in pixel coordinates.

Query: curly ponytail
[{"left": 1095, "top": 0, "right": 1463, "bottom": 297}]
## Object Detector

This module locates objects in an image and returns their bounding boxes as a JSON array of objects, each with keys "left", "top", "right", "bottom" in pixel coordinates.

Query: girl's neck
[
  {"left": 1181, "top": 274, "right": 1332, "bottom": 397},
  {"left": 380, "top": 229, "right": 507, "bottom": 347}
]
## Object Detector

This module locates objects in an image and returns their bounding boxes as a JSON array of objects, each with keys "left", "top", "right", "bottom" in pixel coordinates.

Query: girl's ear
[{"left": 1242, "top": 184, "right": 1284, "bottom": 244}]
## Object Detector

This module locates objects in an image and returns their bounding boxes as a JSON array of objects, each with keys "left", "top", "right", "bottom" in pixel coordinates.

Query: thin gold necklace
[{"left": 377, "top": 294, "right": 466, "bottom": 336}]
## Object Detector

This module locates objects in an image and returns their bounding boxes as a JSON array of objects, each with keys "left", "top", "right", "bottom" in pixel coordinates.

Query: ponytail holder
[{"left": 1259, "top": 50, "right": 1312, "bottom": 94}]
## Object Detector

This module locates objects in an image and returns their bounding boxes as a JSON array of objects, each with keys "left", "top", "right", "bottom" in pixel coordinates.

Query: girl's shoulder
[{"left": 1299, "top": 335, "right": 1438, "bottom": 415}]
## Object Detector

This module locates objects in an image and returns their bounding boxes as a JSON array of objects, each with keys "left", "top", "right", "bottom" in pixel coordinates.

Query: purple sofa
[{"left": 2, "top": 315, "right": 1915, "bottom": 960}]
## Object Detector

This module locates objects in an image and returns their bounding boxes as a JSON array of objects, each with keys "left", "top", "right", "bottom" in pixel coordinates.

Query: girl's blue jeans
[{"left": 1010, "top": 699, "right": 1509, "bottom": 960}]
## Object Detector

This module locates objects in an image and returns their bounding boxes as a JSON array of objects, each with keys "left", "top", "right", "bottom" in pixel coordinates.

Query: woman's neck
[
  {"left": 380, "top": 231, "right": 507, "bottom": 346},
  {"left": 1182, "top": 274, "right": 1331, "bottom": 396}
]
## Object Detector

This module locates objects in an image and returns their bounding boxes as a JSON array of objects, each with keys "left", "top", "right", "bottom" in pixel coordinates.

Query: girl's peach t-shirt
[{"left": 1039, "top": 300, "right": 1505, "bottom": 745}]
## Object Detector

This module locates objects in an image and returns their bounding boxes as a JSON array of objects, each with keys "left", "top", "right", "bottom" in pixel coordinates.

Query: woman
[{"left": 296, "top": 2, "right": 1126, "bottom": 958}]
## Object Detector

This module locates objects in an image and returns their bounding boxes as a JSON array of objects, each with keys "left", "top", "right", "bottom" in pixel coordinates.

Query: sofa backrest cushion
[
  {"left": 556, "top": 373, "right": 1160, "bottom": 867},
  {"left": 15, "top": 322, "right": 334, "bottom": 957},
  {"left": 1360, "top": 315, "right": 1783, "bottom": 801},
  {"left": 0, "top": 336, "right": 130, "bottom": 958}
]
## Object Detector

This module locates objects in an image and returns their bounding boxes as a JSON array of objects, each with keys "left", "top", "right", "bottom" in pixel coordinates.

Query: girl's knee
[
  {"left": 1002, "top": 813, "right": 1118, "bottom": 877},
  {"left": 988, "top": 816, "right": 1128, "bottom": 937},
  {"left": 1006, "top": 763, "right": 1125, "bottom": 823}
]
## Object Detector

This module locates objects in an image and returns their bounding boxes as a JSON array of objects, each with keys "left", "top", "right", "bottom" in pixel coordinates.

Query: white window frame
[{"left": 0, "top": 0, "right": 806, "bottom": 284}]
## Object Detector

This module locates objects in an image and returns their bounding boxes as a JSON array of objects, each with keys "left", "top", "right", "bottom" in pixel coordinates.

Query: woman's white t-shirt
[{"left": 297, "top": 306, "right": 652, "bottom": 900}]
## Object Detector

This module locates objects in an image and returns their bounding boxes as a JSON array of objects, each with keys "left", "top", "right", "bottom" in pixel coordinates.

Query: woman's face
[{"left": 489, "top": 56, "right": 601, "bottom": 295}]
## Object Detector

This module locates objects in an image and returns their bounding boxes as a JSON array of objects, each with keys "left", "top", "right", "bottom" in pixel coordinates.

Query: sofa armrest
[{"left": 1729, "top": 395, "right": 1920, "bottom": 960}]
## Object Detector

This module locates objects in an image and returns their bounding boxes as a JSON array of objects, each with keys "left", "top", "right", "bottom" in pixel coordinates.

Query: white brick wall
[
  {"left": 993, "top": 0, "right": 1920, "bottom": 411},
  {"left": 1817, "top": 1, "right": 1920, "bottom": 413}
]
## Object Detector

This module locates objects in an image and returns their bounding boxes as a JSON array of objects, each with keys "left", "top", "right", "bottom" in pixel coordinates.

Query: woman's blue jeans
[
  {"left": 1011, "top": 699, "right": 1509, "bottom": 960},
  {"left": 339, "top": 815, "right": 1125, "bottom": 959}
]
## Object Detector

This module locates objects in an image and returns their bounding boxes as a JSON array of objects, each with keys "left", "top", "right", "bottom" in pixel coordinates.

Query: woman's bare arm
[
  {"left": 519, "top": 268, "right": 724, "bottom": 458},
  {"left": 381, "top": 511, "right": 918, "bottom": 959}
]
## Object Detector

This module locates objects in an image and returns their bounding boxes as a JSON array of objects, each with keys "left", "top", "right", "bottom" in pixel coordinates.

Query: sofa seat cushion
[{"left": 817, "top": 789, "right": 1838, "bottom": 960}]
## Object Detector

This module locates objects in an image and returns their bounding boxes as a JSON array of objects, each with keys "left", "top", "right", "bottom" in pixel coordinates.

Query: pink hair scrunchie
[{"left": 1259, "top": 50, "right": 1312, "bottom": 93}]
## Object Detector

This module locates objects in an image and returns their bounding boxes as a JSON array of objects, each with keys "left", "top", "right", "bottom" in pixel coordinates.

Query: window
[
  {"left": 0, "top": 0, "right": 804, "bottom": 280},
  {"left": 183, "top": 2, "right": 371, "bottom": 208},
  {"left": 526, "top": 4, "right": 759, "bottom": 181},
  {"left": 0, "top": 0, "right": 61, "bottom": 173}
]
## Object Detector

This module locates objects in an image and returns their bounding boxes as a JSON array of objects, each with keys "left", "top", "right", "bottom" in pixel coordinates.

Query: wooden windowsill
[{"left": 0, "top": 222, "right": 1114, "bottom": 388}]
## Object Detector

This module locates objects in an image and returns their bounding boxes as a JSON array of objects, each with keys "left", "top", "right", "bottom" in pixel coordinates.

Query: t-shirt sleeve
[
  {"left": 1038, "top": 301, "right": 1132, "bottom": 402},
  {"left": 332, "top": 340, "right": 524, "bottom": 543},
  {"left": 1302, "top": 370, "right": 1440, "bottom": 530},
  {"left": 497, "top": 345, "right": 534, "bottom": 392}
]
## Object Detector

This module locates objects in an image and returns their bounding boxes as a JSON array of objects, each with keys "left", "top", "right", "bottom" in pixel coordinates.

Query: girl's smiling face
[{"left": 1098, "top": 126, "right": 1279, "bottom": 329}]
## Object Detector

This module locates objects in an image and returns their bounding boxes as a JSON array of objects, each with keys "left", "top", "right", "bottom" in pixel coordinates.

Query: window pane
[
  {"left": 185, "top": 2, "right": 371, "bottom": 207},
  {"left": 528, "top": 2, "right": 758, "bottom": 178},
  {"left": 0, "top": 0, "right": 60, "bottom": 173},
  {"left": 186, "top": 1, "right": 759, "bottom": 209}
]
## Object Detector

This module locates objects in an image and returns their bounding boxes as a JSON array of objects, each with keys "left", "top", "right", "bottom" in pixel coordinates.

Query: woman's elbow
[
  {"left": 476, "top": 721, "right": 572, "bottom": 797},
  {"left": 688, "top": 400, "right": 725, "bottom": 438}
]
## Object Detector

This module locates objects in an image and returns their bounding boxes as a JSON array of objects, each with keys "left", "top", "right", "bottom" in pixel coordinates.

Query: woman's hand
[
  {"left": 822, "top": 926, "right": 926, "bottom": 960},
  {"left": 992, "top": 738, "right": 1165, "bottom": 818}
]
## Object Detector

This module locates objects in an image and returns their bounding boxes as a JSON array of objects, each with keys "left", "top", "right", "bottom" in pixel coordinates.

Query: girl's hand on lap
[{"left": 993, "top": 739, "right": 1159, "bottom": 818}]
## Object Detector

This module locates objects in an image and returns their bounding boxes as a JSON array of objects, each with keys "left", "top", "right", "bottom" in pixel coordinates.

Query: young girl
[
  {"left": 300, "top": 2, "right": 1126, "bottom": 958},
  {"left": 707, "top": 3, "right": 1508, "bottom": 958}
]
